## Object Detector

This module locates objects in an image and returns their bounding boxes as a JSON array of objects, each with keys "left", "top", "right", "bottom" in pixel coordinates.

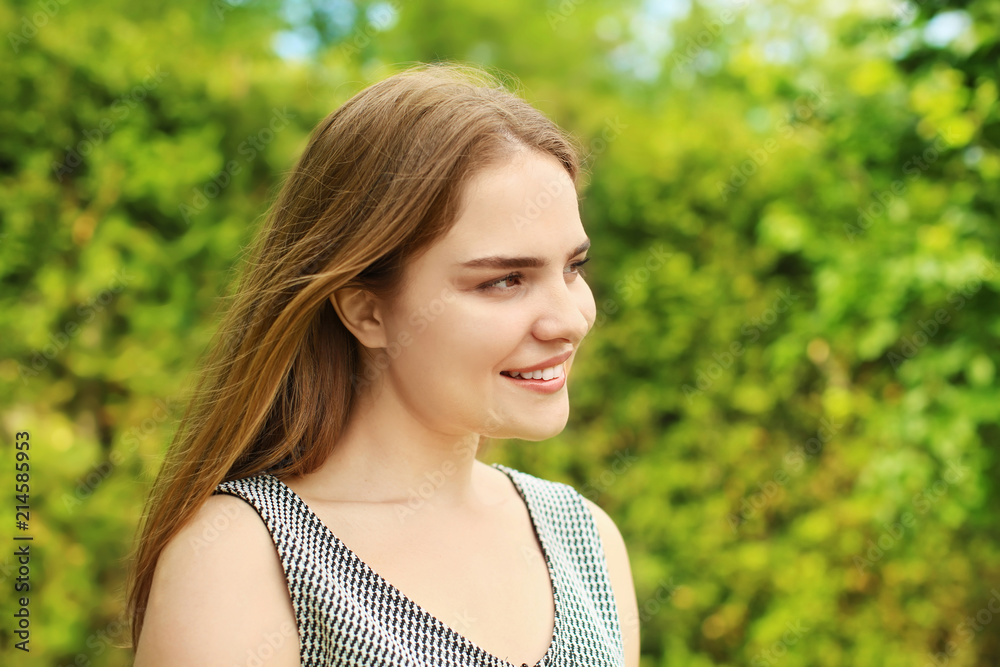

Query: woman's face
[{"left": 370, "top": 148, "right": 596, "bottom": 442}]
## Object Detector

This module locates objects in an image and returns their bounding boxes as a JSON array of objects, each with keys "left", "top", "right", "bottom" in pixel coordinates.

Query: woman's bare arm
[
  {"left": 583, "top": 496, "right": 641, "bottom": 667},
  {"left": 133, "top": 494, "right": 300, "bottom": 666}
]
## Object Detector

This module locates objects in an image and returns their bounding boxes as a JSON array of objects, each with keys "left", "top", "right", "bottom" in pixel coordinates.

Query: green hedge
[{"left": 1, "top": 0, "right": 996, "bottom": 664}]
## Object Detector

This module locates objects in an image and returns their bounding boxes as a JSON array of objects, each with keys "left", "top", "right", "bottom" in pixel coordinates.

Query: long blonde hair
[{"left": 126, "top": 61, "right": 582, "bottom": 648}]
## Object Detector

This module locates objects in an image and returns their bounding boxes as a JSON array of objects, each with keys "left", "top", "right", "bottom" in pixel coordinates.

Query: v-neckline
[{"left": 265, "top": 462, "right": 559, "bottom": 667}]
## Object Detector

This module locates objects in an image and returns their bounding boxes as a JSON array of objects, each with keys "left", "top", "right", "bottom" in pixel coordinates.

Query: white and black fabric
[{"left": 213, "top": 462, "right": 625, "bottom": 666}]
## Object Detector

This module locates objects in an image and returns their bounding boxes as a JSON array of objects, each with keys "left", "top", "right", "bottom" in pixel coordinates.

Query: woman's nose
[{"left": 532, "top": 278, "right": 594, "bottom": 344}]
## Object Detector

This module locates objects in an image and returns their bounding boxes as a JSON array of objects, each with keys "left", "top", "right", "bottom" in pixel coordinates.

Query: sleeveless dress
[{"left": 212, "top": 462, "right": 625, "bottom": 667}]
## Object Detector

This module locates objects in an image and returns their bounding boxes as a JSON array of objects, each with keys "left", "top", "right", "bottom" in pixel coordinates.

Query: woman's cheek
[{"left": 579, "top": 283, "right": 597, "bottom": 332}]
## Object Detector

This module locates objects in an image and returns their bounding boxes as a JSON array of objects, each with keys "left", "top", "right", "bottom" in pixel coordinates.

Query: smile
[
  {"left": 500, "top": 364, "right": 564, "bottom": 380},
  {"left": 499, "top": 364, "right": 567, "bottom": 394}
]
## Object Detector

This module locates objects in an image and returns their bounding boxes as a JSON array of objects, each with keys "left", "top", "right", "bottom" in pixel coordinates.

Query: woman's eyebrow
[{"left": 458, "top": 239, "right": 590, "bottom": 270}]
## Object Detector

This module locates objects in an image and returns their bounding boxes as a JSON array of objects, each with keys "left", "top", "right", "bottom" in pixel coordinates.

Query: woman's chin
[{"left": 491, "top": 413, "right": 570, "bottom": 442}]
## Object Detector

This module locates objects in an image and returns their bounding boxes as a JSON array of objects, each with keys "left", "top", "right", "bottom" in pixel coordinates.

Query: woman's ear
[{"left": 329, "top": 288, "right": 388, "bottom": 350}]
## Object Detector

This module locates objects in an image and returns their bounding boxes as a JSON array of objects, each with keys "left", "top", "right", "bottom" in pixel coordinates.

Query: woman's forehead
[{"left": 440, "top": 157, "right": 579, "bottom": 250}]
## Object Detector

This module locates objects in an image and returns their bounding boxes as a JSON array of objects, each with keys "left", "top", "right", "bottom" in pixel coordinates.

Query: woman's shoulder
[{"left": 132, "top": 488, "right": 299, "bottom": 665}]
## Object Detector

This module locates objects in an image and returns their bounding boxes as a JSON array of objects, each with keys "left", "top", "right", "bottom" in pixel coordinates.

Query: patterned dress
[{"left": 213, "top": 462, "right": 625, "bottom": 666}]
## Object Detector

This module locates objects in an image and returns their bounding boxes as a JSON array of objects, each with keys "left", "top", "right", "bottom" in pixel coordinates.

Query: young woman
[{"left": 128, "top": 62, "right": 639, "bottom": 667}]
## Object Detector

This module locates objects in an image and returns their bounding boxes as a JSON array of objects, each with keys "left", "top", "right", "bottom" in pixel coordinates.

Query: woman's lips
[
  {"left": 500, "top": 372, "right": 566, "bottom": 394},
  {"left": 500, "top": 350, "right": 574, "bottom": 375}
]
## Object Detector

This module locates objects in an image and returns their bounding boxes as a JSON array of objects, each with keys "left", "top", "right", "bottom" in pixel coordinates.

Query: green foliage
[{"left": 1, "top": 0, "right": 997, "bottom": 664}]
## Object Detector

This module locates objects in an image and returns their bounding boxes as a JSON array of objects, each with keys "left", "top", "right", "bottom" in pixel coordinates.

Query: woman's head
[
  {"left": 280, "top": 62, "right": 581, "bottom": 301},
  {"left": 227, "top": 61, "right": 587, "bottom": 473},
  {"left": 127, "top": 61, "right": 588, "bottom": 647},
  {"left": 336, "top": 146, "right": 596, "bottom": 447}
]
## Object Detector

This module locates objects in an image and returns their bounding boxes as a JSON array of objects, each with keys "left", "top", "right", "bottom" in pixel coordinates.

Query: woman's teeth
[{"left": 504, "top": 364, "right": 564, "bottom": 380}]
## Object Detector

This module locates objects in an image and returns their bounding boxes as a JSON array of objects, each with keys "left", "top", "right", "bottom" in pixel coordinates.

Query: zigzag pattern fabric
[{"left": 214, "top": 462, "right": 625, "bottom": 666}]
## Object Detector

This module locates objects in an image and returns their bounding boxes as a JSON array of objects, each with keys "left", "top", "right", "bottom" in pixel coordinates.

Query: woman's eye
[
  {"left": 479, "top": 257, "right": 590, "bottom": 292},
  {"left": 567, "top": 256, "right": 591, "bottom": 277},
  {"left": 480, "top": 272, "right": 523, "bottom": 291}
]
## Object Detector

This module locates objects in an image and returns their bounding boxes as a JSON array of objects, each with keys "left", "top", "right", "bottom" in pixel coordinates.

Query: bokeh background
[{"left": 2, "top": 0, "right": 998, "bottom": 664}]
